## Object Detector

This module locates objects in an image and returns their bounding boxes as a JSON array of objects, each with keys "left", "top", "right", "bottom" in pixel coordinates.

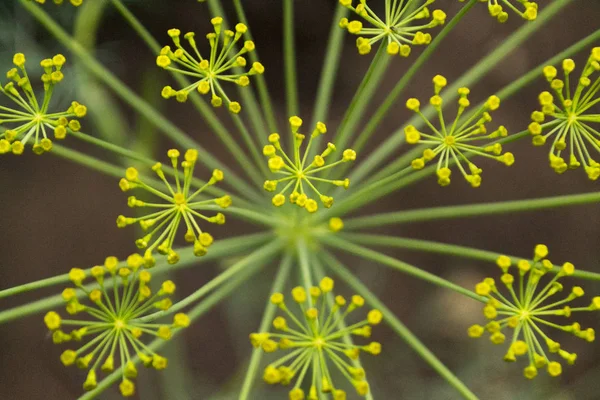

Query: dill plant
[{"left": 1, "top": 0, "right": 600, "bottom": 399}]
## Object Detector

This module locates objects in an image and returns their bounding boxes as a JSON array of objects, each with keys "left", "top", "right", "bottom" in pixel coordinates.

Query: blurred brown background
[{"left": 1, "top": 0, "right": 599, "bottom": 399}]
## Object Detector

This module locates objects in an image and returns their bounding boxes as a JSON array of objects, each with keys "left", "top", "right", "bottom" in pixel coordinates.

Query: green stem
[
  {"left": 337, "top": 232, "right": 600, "bottom": 281},
  {"left": 348, "top": 0, "right": 574, "bottom": 187},
  {"left": 110, "top": 0, "right": 268, "bottom": 190},
  {"left": 134, "top": 240, "right": 282, "bottom": 322},
  {"left": 310, "top": 4, "right": 348, "bottom": 127},
  {"left": 19, "top": 0, "right": 262, "bottom": 203},
  {"left": 344, "top": 192, "right": 600, "bottom": 229},
  {"left": 78, "top": 261, "right": 260, "bottom": 400},
  {"left": 0, "top": 233, "right": 272, "bottom": 316},
  {"left": 322, "top": 251, "right": 479, "bottom": 400},
  {"left": 283, "top": 0, "right": 299, "bottom": 116},
  {"left": 296, "top": 237, "right": 314, "bottom": 304},
  {"left": 233, "top": 0, "right": 279, "bottom": 133},
  {"left": 320, "top": 235, "right": 484, "bottom": 301},
  {"left": 239, "top": 252, "right": 293, "bottom": 400}
]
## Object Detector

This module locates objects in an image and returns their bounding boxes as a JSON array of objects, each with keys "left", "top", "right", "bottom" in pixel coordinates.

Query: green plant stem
[
  {"left": 239, "top": 252, "right": 293, "bottom": 400},
  {"left": 283, "top": 0, "right": 299, "bottom": 116},
  {"left": 296, "top": 237, "right": 315, "bottom": 304},
  {"left": 19, "top": 0, "right": 262, "bottom": 203},
  {"left": 348, "top": 0, "right": 574, "bottom": 186},
  {"left": 233, "top": 0, "right": 279, "bottom": 133},
  {"left": 194, "top": 205, "right": 278, "bottom": 227},
  {"left": 135, "top": 240, "right": 282, "bottom": 322},
  {"left": 311, "top": 256, "right": 374, "bottom": 400},
  {"left": 344, "top": 192, "right": 600, "bottom": 229},
  {"left": 0, "top": 233, "right": 272, "bottom": 315},
  {"left": 329, "top": 43, "right": 391, "bottom": 154},
  {"left": 320, "top": 235, "right": 484, "bottom": 302},
  {"left": 338, "top": 232, "right": 600, "bottom": 281},
  {"left": 310, "top": 4, "right": 348, "bottom": 128},
  {"left": 322, "top": 251, "right": 479, "bottom": 400},
  {"left": 110, "top": 0, "right": 268, "bottom": 188},
  {"left": 79, "top": 261, "right": 260, "bottom": 400}
]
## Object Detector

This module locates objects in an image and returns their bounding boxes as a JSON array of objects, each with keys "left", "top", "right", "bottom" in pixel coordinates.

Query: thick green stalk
[
  {"left": 239, "top": 252, "right": 293, "bottom": 400},
  {"left": 233, "top": 0, "right": 279, "bottom": 133},
  {"left": 110, "top": 0, "right": 268, "bottom": 188},
  {"left": 349, "top": 0, "right": 574, "bottom": 186},
  {"left": 135, "top": 240, "right": 282, "bottom": 322},
  {"left": 344, "top": 192, "right": 600, "bottom": 229},
  {"left": 310, "top": 4, "right": 348, "bottom": 127},
  {"left": 320, "top": 235, "right": 484, "bottom": 301},
  {"left": 338, "top": 233, "right": 600, "bottom": 282},
  {"left": 297, "top": 237, "right": 315, "bottom": 305},
  {"left": 322, "top": 252, "right": 479, "bottom": 400},
  {"left": 78, "top": 262, "right": 261, "bottom": 400},
  {"left": 19, "top": 0, "right": 262, "bottom": 203},
  {"left": 283, "top": 0, "right": 299, "bottom": 116},
  {"left": 0, "top": 233, "right": 272, "bottom": 315},
  {"left": 329, "top": 43, "right": 391, "bottom": 153}
]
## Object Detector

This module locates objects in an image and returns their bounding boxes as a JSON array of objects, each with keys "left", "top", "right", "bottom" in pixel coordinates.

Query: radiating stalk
[
  {"left": 338, "top": 233, "right": 600, "bottom": 281},
  {"left": 283, "top": 0, "right": 299, "bottom": 116},
  {"left": 323, "top": 252, "right": 479, "bottom": 400},
  {"left": 320, "top": 235, "right": 483, "bottom": 301},
  {"left": 239, "top": 252, "right": 293, "bottom": 400}
]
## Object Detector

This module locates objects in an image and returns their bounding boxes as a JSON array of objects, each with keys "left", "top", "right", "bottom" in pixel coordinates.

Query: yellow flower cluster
[
  {"left": 44, "top": 254, "right": 190, "bottom": 397},
  {"left": 263, "top": 116, "right": 356, "bottom": 213},
  {"left": 250, "top": 277, "right": 383, "bottom": 399},
  {"left": 528, "top": 48, "right": 600, "bottom": 180},
  {"left": 339, "top": 0, "right": 446, "bottom": 56},
  {"left": 156, "top": 17, "right": 264, "bottom": 113},
  {"left": 0, "top": 53, "right": 87, "bottom": 155},
  {"left": 468, "top": 245, "right": 599, "bottom": 379},
  {"left": 117, "top": 149, "right": 230, "bottom": 266},
  {"left": 461, "top": 0, "right": 537, "bottom": 22},
  {"left": 404, "top": 75, "right": 514, "bottom": 187},
  {"left": 28, "top": 0, "right": 83, "bottom": 6}
]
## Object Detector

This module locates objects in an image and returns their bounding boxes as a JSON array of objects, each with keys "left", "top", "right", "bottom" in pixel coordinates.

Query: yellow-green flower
[
  {"left": 156, "top": 17, "right": 264, "bottom": 113},
  {"left": 0, "top": 53, "right": 87, "bottom": 155},
  {"left": 250, "top": 277, "right": 383, "bottom": 399},
  {"left": 263, "top": 116, "right": 356, "bottom": 213},
  {"left": 461, "top": 0, "right": 537, "bottom": 22},
  {"left": 404, "top": 75, "right": 514, "bottom": 187},
  {"left": 468, "top": 245, "right": 599, "bottom": 379},
  {"left": 44, "top": 254, "right": 191, "bottom": 397},
  {"left": 28, "top": 0, "right": 83, "bottom": 6},
  {"left": 528, "top": 48, "right": 600, "bottom": 180},
  {"left": 339, "top": 0, "right": 446, "bottom": 56},
  {"left": 116, "top": 149, "right": 231, "bottom": 266}
]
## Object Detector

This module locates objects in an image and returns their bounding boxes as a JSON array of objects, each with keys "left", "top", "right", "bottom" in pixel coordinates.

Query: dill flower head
[
  {"left": 249, "top": 277, "right": 383, "bottom": 399},
  {"left": 468, "top": 245, "right": 599, "bottom": 379},
  {"left": 461, "top": 0, "right": 538, "bottom": 23},
  {"left": 156, "top": 18, "right": 265, "bottom": 113},
  {"left": 0, "top": 53, "right": 87, "bottom": 155},
  {"left": 263, "top": 116, "right": 356, "bottom": 213},
  {"left": 404, "top": 75, "right": 514, "bottom": 187},
  {"left": 27, "top": 0, "right": 83, "bottom": 6},
  {"left": 43, "top": 254, "right": 190, "bottom": 397},
  {"left": 528, "top": 48, "right": 600, "bottom": 180},
  {"left": 339, "top": 0, "right": 447, "bottom": 56},
  {"left": 116, "top": 149, "right": 231, "bottom": 267}
]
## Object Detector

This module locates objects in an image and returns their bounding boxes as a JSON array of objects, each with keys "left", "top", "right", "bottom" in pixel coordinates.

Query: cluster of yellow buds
[
  {"left": 0, "top": 53, "right": 87, "bottom": 155},
  {"left": 468, "top": 245, "right": 599, "bottom": 379},
  {"left": 528, "top": 48, "right": 600, "bottom": 180},
  {"left": 249, "top": 277, "right": 383, "bottom": 399},
  {"left": 404, "top": 75, "right": 513, "bottom": 187},
  {"left": 461, "top": 0, "right": 537, "bottom": 22},
  {"left": 263, "top": 116, "right": 356, "bottom": 213},
  {"left": 156, "top": 17, "right": 265, "bottom": 113},
  {"left": 43, "top": 254, "right": 190, "bottom": 397},
  {"left": 117, "top": 149, "right": 230, "bottom": 266},
  {"left": 339, "top": 0, "right": 446, "bottom": 56},
  {"left": 28, "top": 0, "right": 83, "bottom": 5}
]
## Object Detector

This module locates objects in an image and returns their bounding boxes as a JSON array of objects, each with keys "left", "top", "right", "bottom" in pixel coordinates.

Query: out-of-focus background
[{"left": 1, "top": 0, "right": 599, "bottom": 399}]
